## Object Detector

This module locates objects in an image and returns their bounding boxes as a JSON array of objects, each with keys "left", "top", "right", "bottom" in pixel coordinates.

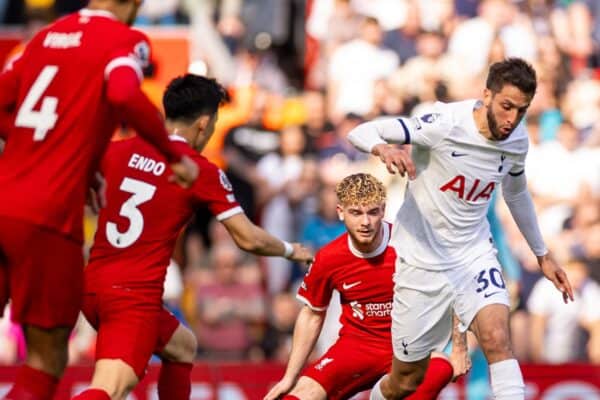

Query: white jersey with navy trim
[{"left": 389, "top": 100, "right": 529, "bottom": 270}]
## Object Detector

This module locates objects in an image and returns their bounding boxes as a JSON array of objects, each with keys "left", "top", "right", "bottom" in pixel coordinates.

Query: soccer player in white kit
[{"left": 347, "top": 58, "right": 575, "bottom": 400}]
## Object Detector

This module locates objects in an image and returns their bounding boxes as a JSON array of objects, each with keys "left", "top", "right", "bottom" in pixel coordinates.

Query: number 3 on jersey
[
  {"left": 106, "top": 177, "right": 156, "bottom": 248},
  {"left": 15, "top": 65, "right": 59, "bottom": 141}
]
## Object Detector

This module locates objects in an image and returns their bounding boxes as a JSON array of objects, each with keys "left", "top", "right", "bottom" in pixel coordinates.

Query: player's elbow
[{"left": 106, "top": 84, "right": 135, "bottom": 107}]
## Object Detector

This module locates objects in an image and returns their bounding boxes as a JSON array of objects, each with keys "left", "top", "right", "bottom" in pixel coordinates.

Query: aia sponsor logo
[{"left": 439, "top": 175, "right": 495, "bottom": 202}]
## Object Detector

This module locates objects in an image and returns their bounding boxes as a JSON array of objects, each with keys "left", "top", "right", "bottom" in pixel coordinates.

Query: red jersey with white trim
[
  {"left": 297, "top": 222, "right": 395, "bottom": 346},
  {"left": 86, "top": 135, "right": 242, "bottom": 291},
  {"left": 0, "top": 10, "right": 153, "bottom": 242}
]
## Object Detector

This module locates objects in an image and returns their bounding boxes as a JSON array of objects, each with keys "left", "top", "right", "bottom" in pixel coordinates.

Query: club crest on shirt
[
  {"left": 420, "top": 113, "right": 441, "bottom": 124},
  {"left": 219, "top": 169, "right": 233, "bottom": 191},
  {"left": 133, "top": 40, "right": 150, "bottom": 68}
]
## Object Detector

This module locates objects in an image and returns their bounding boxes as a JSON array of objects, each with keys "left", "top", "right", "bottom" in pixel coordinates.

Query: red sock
[
  {"left": 4, "top": 365, "right": 58, "bottom": 400},
  {"left": 282, "top": 396, "right": 300, "bottom": 400},
  {"left": 71, "top": 389, "right": 111, "bottom": 400},
  {"left": 406, "top": 357, "right": 454, "bottom": 400},
  {"left": 158, "top": 361, "right": 193, "bottom": 400}
]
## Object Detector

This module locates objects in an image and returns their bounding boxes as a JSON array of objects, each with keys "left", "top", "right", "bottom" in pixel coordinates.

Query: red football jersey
[
  {"left": 86, "top": 135, "right": 242, "bottom": 290},
  {"left": 0, "top": 10, "right": 158, "bottom": 241},
  {"left": 297, "top": 222, "right": 395, "bottom": 346}
]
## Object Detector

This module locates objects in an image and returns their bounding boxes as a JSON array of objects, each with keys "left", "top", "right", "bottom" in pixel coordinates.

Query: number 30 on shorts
[{"left": 475, "top": 267, "right": 506, "bottom": 293}]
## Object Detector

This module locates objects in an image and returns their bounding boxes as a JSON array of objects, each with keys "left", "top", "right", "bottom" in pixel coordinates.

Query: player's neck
[
  {"left": 167, "top": 121, "right": 193, "bottom": 144},
  {"left": 472, "top": 104, "right": 492, "bottom": 140}
]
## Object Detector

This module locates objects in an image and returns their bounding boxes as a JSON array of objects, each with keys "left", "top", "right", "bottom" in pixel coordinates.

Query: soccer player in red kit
[
  {"left": 265, "top": 173, "right": 470, "bottom": 400},
  {"left": 0, "top": 1, "right": 198, "bottom": 398},
  {"left": 72, "top": 74, "right": 314, "bottom": 400}
]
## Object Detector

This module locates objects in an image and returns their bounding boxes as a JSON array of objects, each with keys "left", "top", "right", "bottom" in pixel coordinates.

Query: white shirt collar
[
  {"left": 347, "top": 222, "right": 390, "bottom": 259},
  {"left": 79, "top": 9, "right": 117, "bottom": 20},
  {"left": 169, "top": 134, "right": 188, "bottom": 143}
]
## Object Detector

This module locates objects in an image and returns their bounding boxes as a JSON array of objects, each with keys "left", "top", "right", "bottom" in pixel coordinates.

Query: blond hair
[{"left": 335, "top": 173, "right": 386, "bottom": 206}]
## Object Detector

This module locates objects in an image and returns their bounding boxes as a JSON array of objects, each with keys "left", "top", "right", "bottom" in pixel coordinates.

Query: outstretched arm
[
  {"left": 502, "top": 172, "right": 574, "bottom": 303},
  {"left": 221, "top": 213, "right": 313, "bottom": 263},
  {"left": 449, "top": 313, "right": 470, "bottom": 380},
  {"left": 264, "top": 306, "right": 325, "bottom": 400}
]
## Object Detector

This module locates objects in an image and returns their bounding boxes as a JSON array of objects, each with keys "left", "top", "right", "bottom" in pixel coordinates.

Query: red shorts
[
  {"left": 303, "top": 337, "right": 392, "bottom": 400},
  {"left": 81, "top": 287, "right": 180, "bottom": 379},
  {"left": 0, "top": 216, "right": 83, "bottom": 328}
]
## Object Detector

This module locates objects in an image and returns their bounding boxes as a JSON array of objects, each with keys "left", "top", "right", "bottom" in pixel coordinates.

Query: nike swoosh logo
[
  {"left": 342, "top": 281, "right": 362, "bottom": 290},
  {"left": 451, "top": 151, "right": 468, "bottom": 157},
  {"left": 484, "top": 291, "right": 501, "bottom": 298}
]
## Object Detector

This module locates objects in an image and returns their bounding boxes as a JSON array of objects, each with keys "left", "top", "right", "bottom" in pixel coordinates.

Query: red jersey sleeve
[
  {"left": 296, "top": 251, "right": 332, "bottom": 311},
  {"left": 103, "top": 29, "right": 181, "bottom": 162},
  {"left": 190, "top": 158, "right": 242, "bottom": 221}
]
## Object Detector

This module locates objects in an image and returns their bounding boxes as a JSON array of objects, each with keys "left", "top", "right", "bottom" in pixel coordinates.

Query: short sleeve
[
  {"left": 296, "top": 252, "right": 332, "bottom": 311},
  {"left": 190, "top": 159, "right": 242, "bottom": 221},
  {"left": 104, "top": 29, "right": 151, "bottom": 82}
]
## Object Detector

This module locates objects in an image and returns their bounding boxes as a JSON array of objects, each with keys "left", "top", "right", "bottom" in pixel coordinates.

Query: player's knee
[
  {"left": 91, "top": 359, "right": 138, "bottom": 400},
  {"left": 165, "top": 325, "right": 198, "bottom": 363},
  {"left": 24, "top": 325, "right": 70, "bottom": 376},
  {"left": 478, "top": 326, "right": 512, "bottom": 357}
]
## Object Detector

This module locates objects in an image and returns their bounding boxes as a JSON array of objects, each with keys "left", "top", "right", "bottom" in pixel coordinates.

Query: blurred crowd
[{"left": 0, "top": 1, "right": 599, "bottom": 396}]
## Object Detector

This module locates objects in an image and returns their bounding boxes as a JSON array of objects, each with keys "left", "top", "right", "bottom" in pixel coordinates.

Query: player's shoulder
[{"left": 317, "top": 233, "right": 350, "bottom": 261}]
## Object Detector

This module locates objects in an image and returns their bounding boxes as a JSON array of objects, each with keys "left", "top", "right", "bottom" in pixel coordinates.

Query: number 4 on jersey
[{"left": 15, "top": 65, "right": 59, "bottom": 141}]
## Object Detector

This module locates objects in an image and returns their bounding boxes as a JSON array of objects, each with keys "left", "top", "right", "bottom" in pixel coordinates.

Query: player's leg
[
  {"left": 284, "top": 376, "right": 327, "bottom": 400},
  {"left": 470, "top": 304, "right": 523, "bottom": 400},
  {"left": 155, "top": 308, "right": 196, "bottom": 400},
  {"left": 73, "top": 290, "right": 161, "bottom": 400},
  {"left": 372, "top": 262, "right": 454, "bottom": 399},
  {"left": 405, "top": 352, "right": 453, "bottom": 400},
  {"left": 2, "top": 218, "right": 83, "bottom": 400},
  {"left": 299, "top": 337, "right": 393, "bottom": 400},
  {"left": 456, "top": 256, "right": 522, "bottom": 400}
]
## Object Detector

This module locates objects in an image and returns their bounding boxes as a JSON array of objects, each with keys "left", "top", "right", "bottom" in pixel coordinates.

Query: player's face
[
  {"left": 484, "top": 84, "right": 532, "bottom": 141},
  {"left": 192, "top": 113, "right": 218, "bottom": 152},
  {"left": 337, "top": 202, "right": 385, "bottom": 251}
]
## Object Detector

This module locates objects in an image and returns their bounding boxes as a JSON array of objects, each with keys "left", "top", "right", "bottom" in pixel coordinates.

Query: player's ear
[
  {"left": 336, "top": 204, "right": 344, "bottom": 221},
  {"left": 483, "top": 88, "right": 492, "bottom": 107}
]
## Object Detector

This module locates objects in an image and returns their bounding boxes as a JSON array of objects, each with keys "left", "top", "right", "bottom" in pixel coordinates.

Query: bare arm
[
  {"left": 449, "top": 313, "right": 470, "bottom": 380},
  {"left": 264, "top": 306, "right": 325, "bottom": 400},
  {"left": 221, "top": 213, "right": 313, "bottom": 263}
]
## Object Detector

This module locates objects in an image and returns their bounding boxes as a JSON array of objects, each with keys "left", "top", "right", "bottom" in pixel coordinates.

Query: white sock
[
  {"left": 370, "top": 375, "right": 388, "bottom": 400},
  {"left": 489, "top": 359, "right": 525, "bottom": 400}
]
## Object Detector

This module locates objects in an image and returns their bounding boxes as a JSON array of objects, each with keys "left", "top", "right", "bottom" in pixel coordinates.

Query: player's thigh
[
  {"left": 453, "top": 253, "right": 510, "bottom": 334},
  {"left": 303, "top": 339, "right": 392, "bottom": 400},
  {"left": 0, "top": 217, "right": 83, "bottom": 329},
  {"left": 391, "top": 261, "right": 454, "bottom": 362},
  {"left": 156, "top": 308, "right": 196, "bottom": 363},
  {"left": 94, "top": 289, "right": 162, "bottom": 379},
  {"left": 469, "top": 303, "right": 511, "bottom": 359},
  {"left": 388, "top": 353, "right": 430, "bottom": 389},
  {"left": 89, "top": 358, "right": 139, "bottom": 399},
  {"left": 288, "top": 376, "right": 327, "bottom": 400}
]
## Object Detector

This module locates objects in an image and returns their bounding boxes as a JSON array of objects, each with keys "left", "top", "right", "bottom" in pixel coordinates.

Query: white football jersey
[{"left": 391, "top": 100, "right": 529, "bottom": 270}]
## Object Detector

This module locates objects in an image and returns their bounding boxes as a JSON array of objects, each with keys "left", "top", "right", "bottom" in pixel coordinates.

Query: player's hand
[
  {"left": 169, "top": 155, "right": 199, "bottom": 188},
  {"left": 264, "top": 376, "right": 295, "bottom": 400},
  {"left": 449, "top": 349, "right": 472, "bottom": 381},
  {"left": 288, "top": 243, "right": 314, "bottom": 264},
  {"left": 371, "top": 144, "right": 416, "bottom": 179},
  {"left": 538, "top": 252, "right": 574, "bottom": 304},
  {"left": 87, "top": 172, "right": 107, "bottom": 214}
]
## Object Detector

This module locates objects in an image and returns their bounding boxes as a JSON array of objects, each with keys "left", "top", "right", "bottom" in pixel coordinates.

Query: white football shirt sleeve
[
  {"left": 502, "top": 171, "right": 548, "bottom": 256},
  {"left": 347, "top": 110, "right": 450, "bottom": 153}
]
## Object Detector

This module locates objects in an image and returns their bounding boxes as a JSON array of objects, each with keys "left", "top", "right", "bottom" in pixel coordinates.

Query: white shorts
[{"left": 391, "top": 252, "right": 510, "bottom": 362}]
